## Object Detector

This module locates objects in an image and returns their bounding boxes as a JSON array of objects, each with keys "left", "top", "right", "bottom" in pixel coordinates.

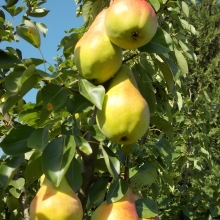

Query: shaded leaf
[
  {"left": 139, "top": 41, "right": 170, "bottom": 54},
  {"left": 27, "top": 125, "right": 49, "bottom": 152},
  {"left": 106, "top": 178, "right": 128, "bottom": 204},
  {"left": 42, "top": 135, "right": 76, "bottom": 187},
  {"left": 130, "top": 167, "right": 157, "bottom": 191},
  {"left": 88, "top": 177, "right": 109, "bottom": 206},
  {"left": 0, "top": 156, "right": 24, "bottom": 189},
  {"left": 135, "top": 198, "right": 158, "bottom": 218},
  {"left": 66, "top": 158, "right": 82, "bottom": 192},
  {"left": 41, "top": 84, "right": 68, "bottom": 111},
  {"left": 0, "top": 125, "right": 35, "bottom": 155},
  {"left": 150, "top": 116, "right": 174, "bottom": 141}
]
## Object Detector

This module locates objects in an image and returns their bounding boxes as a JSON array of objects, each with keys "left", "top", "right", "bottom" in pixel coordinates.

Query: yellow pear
[
  {"left": 74, "top": 9, "right": 122, "bottom": 84},
  {"left": 104, "top": 0, "right": 157, "bottom": 49},
  {"left": 91, "top": 188, "right": 139, "bottom": 220},
  {"left": 96, "top": 64, "right": 150, "bottom": 145},
  {"left": 29, "top": 176, "right": 83, "bottom": 220}
]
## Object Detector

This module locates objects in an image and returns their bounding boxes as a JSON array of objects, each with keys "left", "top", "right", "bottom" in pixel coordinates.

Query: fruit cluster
[{"left": 74, "top": 0, "right": 157, "bottom": 145}]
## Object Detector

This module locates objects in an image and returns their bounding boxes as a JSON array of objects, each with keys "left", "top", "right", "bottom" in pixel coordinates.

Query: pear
[
  {"left": 104, "top": 0, "right": 157, "bottom": 50},
  {"left": 91, "top": 188, "right": 139, "bottom": 220},
  {"left": 29, "top": 175, "right": 83, "bottom": 220},
  {"left": 74, "top": 9, "right": 122, "bottom": 84},
  {"left": 96, "top": 64, "right": 150, "bottom": 145}
]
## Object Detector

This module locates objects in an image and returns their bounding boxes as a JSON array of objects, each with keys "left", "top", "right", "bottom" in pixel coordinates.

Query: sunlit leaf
[
  {"left": 79, "top": 79, "right": 105, "bottom": 110},
  {"left": 16, "top": 20, "right": 41, "bottom": 48}
]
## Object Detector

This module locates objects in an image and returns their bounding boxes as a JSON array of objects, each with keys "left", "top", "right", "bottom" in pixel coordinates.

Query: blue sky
[{"left": 1, "top": 0, "right": 84, "bottom": 102}]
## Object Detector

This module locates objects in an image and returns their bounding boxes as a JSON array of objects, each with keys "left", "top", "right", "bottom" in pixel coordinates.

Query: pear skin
[
  {"left": 91, "top": 188, "right": 139, "bottom": 220},
  {"left": 104, "top": 0, "right": 157, "bottom": 50},
  {"left": 96, "top": 64, "right": 150, "bottom": 145},
  {"left": 29, "top": 176, "right": 83, "bottom": 220},
  {"left": 74, "top": 9, "right": 122, "bottom": 84}
]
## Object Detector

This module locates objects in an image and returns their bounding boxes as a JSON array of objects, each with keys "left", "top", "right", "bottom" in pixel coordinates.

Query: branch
[
  {"left": 19, "top": 188, "right": 30, "bottom": 220},
  {"left": 122, "top": 53, "right": 139, "bottom": 63},
  {"left": 124, "top": 155, "right": 130, "bottom": 183},
  {"left": 77, "top": 108, "right": 100, "bottom": 212}
]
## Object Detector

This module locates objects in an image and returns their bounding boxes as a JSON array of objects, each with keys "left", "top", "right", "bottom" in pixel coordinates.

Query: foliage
[{"left": 0, "top": 0, "right": 219, "bottom": 219}]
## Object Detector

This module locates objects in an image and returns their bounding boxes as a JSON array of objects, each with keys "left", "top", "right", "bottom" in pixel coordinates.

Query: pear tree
[{"left": 0, "top": 0, "right": 219, "bottom": 219}]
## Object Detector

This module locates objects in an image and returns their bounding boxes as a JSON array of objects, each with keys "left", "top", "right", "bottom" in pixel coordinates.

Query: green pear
[
  {"left": 104, "top": 0, "right": 157, "bottom": 50},
  {"left": 96, "top": 64, "right": 150, "bottom": 145},
  {"left": 91, "top": 188, "right": 139, "bottom": 220},
  {"left": 29, "top": 175, "right": 83, "bottom": 220},
  {"left": 74, "top": 9, "right": 122, "bottom": 84}
]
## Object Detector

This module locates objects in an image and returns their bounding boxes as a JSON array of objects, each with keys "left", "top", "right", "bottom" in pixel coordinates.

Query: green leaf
[
  {"left": 162, "top": 172, "right": 174, "bottom": 192},
  {"left": 88, "top": 125, "right": 106, "bottom": 142},
  {"left": 0, "top": 125, "right": 35, "bottom": 155},
  {"left": 66, "top": 158, "right": 82, "bottom": 192},
  {"left": 132, "top": 64, "right": 156, "bottom": 114},
  {"left": 35, "top": 22, "right": 48, "bottom": 37},
  {"left": 181, "top": 1, "right": 189, "bottom": 17},
  {"left": 2, "top": 73, "right": 41, "bottom": 114},
  {"left": 101, "top": 146, "right": 120, "bottom": 180},
  {"left": 106, "top": 179, "right": 128, "bottom": 204},
  {"left": 37, "top": 106, "right": 52, "bottom": 126},
  {"left": 24, "top": 151, "right": 43, "bottom": 185},
  {"left": 151, "top": 27, "right": 173, "bottom": 49},
  {"left": 41, "top": 84, "right": 68, "bottom": 111},
  {"left": 209, "top": 203, "right": 220, "bottom": 217},
  {"left": 27, "top": 125, "right": 49, "bottom": 152},
  {"left": 4, "top": 67, "right": 25, "bottom": 93},
  {"left": 42, "top": 135, "right": 76, "bottom": 187},
  {"left": 2, "top": 5, "right": 25, "bottom": 16},
  {"left": 74, "top": 135, "right": 92, "bottom": 155},
  {"left": 5, "top": 0, "right": 19, "bottom": 7},
  {"left": 9, "top": 178, "right": 25, "bottom": 190},
  {"left": 22, "top": 58, "right": 45, "bottom": 67},
  {"left": 66, "top": 94, "right": 91, "bottom": 114},
  {"left": 155, "top": 137, "right": 172, "bottom": 166},
  {"left": 16, "top": 20, "right": 41, "bottom": 48},
  {"left": 9, "top": 187, "right": 21, "bottom": 198},
  {"left": 29, "top": 8, "right": 50, "bottom": 17},
  {"left": 173, "top": 48, "right": 188, "bottom": 77},
  {"left": 156, "top": 55, "right": 174, "bottom": 91},
  {"left": 139, "top": 41, "right": 170, "bottom": 54},
  {"left": 130, "top": 167, "right": 157, "bottom": 191},
  {"left": 0, "top": 49, "right": 22, "bottom": 68},
  {"left": 88, "top": 177, "right": 109, "bottom": 206},
  {"left": 148, "top": 0, "right": 160, "bottom": 11},
  {"left": 135, "top": 198, "right": 158, "bottom": 218},
  {"left": 81, "top": 0, "right": 93, "bottom": 23},
  {"left": 78, "top": 79, "right": 105, "bottom": 110},
  {"left": 150, "top": 116, "right": 174, "bottom": 141},
  {"left": 176, "top": 91, "right": 183, "bottom": 111},
  {"left": 0, "top": 156, "right": 24, "bottom": 189}
]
